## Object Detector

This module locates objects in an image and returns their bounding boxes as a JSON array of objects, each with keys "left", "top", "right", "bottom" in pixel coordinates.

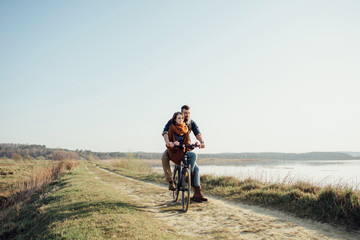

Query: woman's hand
[
  {"left": 166, "top": 142, "right": 175, "bottom": 147},
  {"left": 174, "top": 141, "right": 180, "bottom": 146}
]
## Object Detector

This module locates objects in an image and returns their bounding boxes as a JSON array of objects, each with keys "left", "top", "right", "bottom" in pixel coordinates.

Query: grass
[
  {"left": 97, "top": 158, "right": 360, "bottom": 229},
  {"left": 96, "top": 159, "right": 164, "bottom": 183},
  {"left": 0, "top": 159, "right": 54, "bottom": 198},
  {"left": 201, "top": 175, "right": 360, "bottom": 228},
  {"left": 1, "top": 159, "right": 79, "bottom": 211},
  {"left": 0, "top": 161, "right": 191, "bottom": 240},
  {"left": 4, "top": 157, "right": 357, "bottom": 239}
]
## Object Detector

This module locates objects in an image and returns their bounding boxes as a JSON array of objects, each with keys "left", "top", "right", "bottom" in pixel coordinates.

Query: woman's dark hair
[{"left": 172, "top": 112, "right": 183, "bottom": 125}]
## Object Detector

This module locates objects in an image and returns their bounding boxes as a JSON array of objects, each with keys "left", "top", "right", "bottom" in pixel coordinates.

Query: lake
[{"left": 154, "top": 159, "right": 360, "bottom": 190}]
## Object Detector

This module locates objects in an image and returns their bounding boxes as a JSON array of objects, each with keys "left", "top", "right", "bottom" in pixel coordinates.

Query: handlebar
[
  {"left": 175, "top": 143, "right": 200, "bottom": 151},
  {"left": 183, "top": 144, "right": 200, "bottom": 148}
]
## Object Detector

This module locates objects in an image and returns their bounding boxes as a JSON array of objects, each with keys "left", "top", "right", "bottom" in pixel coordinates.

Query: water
[{"left": 154, "top": 159, "right": 360, "bottom": 190}]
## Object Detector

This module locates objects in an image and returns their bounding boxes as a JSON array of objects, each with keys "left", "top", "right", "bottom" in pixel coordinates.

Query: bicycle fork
[{"left": 181, "top": 165, "right": 191, "bottom": 191}]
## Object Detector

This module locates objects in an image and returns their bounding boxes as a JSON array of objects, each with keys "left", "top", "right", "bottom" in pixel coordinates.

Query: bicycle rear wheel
[
  {"left": 172, "top": 165, "right": 180, "bottom": 202},
  {"left": 181, "top": 168, "right": 191, "bottom": 212}
]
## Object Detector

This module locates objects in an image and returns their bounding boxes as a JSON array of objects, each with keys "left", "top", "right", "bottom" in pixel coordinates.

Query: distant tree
[
  {"left": 126, "top": 152, "right": 135, "bottom": 159},
  {"left": 23, "top": 155, "right": 34, "bottom": 161},
  {"left": 87, "top": 153, "right": 96, "bottom": 161},
  {"left": 12, "top": 153, "right": 22, "bottom": 162},
  {"left": 51, "top": 150, "right": 79, "bottom": 160}
]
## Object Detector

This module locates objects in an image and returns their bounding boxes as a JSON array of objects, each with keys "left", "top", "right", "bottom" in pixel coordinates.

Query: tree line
[
  {"left": 0, "top": 144, "right": 161, "bottom": 161},
  {"left": 0, "top": 143, "right": 358, "bottom": 161},
  {"left": 0, "top": 144, "right": 78, "bottom": 161}
]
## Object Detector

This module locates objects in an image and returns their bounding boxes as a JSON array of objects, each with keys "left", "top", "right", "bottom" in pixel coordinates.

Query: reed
[
  {"left": 111, "top": 159, "right": 152, "bottom": 173},
  {"left": 0, "top": 160, "right": 79, "bottom": 218},
  {"left": 200, "top": 174, "right": 360, "bottom": 228}
]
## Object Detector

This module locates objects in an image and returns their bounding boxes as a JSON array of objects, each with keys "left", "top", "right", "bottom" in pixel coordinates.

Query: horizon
[
  {"left": 1, "top": 1, "right": 359, "bottom": 154},
  {"left": 1, "top": 142, "right": 359, "bottom": 156}
]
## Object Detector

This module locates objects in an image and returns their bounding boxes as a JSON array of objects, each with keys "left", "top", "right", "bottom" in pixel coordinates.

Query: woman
[{"left": 166, "top": 112, "right": 207, "bottom": 202}]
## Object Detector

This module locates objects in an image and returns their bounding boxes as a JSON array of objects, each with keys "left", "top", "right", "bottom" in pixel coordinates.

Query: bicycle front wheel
[{"left": 181, "top": 168, "right": 191, "bottom": 212}]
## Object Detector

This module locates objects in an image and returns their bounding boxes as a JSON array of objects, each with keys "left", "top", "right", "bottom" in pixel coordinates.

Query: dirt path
[{"left": 93, "top": 166, "right": 359, "bottom": 240}]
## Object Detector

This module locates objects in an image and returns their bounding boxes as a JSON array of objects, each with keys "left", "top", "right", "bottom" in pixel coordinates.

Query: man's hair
[
  {"left": 181, "top": 105, "right": 190, "bottom": 111},
  {"left": 172, "top": 112, "right": 183, "bottom": 125}
]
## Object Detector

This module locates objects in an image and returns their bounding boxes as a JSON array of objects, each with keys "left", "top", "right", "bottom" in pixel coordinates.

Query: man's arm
[
  {"left": 196, "top": 134, "right": 205, "bottom": 148},
  {"left": 191, "top": 120, "right": 205, "bottom": 148},
  {"left": 162, "top": 119, "right": 174, "bottom": 147},
  {"left": 162, "top": 119, "right": 172, "bottom": 136}
]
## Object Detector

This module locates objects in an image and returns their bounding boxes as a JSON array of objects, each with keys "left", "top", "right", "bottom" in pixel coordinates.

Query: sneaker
[{"left": 169, "top": 181, "right": 176, "bottom": 191}]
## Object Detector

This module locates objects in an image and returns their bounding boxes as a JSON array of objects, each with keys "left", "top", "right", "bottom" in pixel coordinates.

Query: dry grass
[
  {"left": 1, "top": 162, "right": 190, "bottom": 239},
  {"left": 109, "top": 159, "right": 153, "bottom": 173},
  {"left": 0, "top": 159, "right": 79, "bottom": 222},
  {"left": 200, "top": 174, "right": 360, "bottom": 228},
  {"left": 0, "top": 159, "right": 50, "bottom": 198}
]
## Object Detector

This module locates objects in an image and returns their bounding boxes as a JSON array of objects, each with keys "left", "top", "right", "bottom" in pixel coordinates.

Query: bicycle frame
[{"left": 172, "top": 155, "right": 190, "bottom": 201}]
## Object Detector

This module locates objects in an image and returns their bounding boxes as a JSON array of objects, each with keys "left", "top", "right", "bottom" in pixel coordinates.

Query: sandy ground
[{"left": 92, "top": 165, "right": 359, "bottom": 240}]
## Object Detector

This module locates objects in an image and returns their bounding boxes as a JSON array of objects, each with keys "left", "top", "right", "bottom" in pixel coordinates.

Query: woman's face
[{"left": 175, "top": 114, "right": 183, "bottom": 125}]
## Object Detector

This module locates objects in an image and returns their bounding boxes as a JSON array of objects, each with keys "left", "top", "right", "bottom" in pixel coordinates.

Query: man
[{"left": 161, "top": 105, "right": 205, "bottom": 190}]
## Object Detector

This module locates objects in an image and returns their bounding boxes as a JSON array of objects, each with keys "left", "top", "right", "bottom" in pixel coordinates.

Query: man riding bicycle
[{"left": 162, "top": 105, "right": 207, "bottom": 202}]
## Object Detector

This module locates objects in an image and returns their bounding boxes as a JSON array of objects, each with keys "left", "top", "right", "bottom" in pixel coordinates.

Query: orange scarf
[
  {"left": 166, "top": 123, "right": 190, "bottom": 165},
  {"left": 169, "top": 122, "right": 188, "bottom": 136}
]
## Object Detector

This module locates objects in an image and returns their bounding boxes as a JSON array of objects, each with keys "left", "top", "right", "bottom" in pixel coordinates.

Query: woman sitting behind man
[{"left": 166, "top": 111, "right": 207, "bottom": 202}]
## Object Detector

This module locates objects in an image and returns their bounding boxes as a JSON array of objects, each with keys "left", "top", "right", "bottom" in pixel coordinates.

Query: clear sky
[{"left": 1, "top": 1, "right": 359, "bottom": 154}]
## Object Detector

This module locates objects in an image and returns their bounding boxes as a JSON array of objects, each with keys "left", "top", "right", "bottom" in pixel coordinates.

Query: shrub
[
  {"left": 11, "top": 153, "right": 22, "bottom": 162},
  {"left": 112, "top": 159, "right": 152, "bottom": 173},
  {"left": 51, "top": 150, "right": 79, "bottom": 160}
]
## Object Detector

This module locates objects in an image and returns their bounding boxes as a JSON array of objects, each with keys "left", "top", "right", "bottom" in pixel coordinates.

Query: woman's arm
[{"left": 164, "top": 133, "right": 175, "bottom": 147}]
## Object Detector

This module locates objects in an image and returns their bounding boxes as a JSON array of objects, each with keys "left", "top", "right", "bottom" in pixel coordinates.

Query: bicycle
[{"left": 171, "top": 144, "right": 199, "bottom": 212}]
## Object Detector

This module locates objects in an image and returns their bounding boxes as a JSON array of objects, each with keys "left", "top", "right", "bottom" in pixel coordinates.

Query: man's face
[{"left": 182, "top": 109, "right": 190, "bottom": 122}]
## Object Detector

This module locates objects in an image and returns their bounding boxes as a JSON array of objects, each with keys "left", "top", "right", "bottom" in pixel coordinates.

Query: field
[
  {"left": 0, "top": 159, "right": 54, "bottom": 198},
  {"left": 0, "top": 159, "right": 191, "bottom": 239},
  {"left": 1, "top": 158, "right": 359, "bottom": 239}
]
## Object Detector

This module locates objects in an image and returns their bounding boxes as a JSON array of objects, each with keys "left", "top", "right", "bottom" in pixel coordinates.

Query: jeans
[{"left": 187, "top": 152, "right": 200, "bottom": 187}]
